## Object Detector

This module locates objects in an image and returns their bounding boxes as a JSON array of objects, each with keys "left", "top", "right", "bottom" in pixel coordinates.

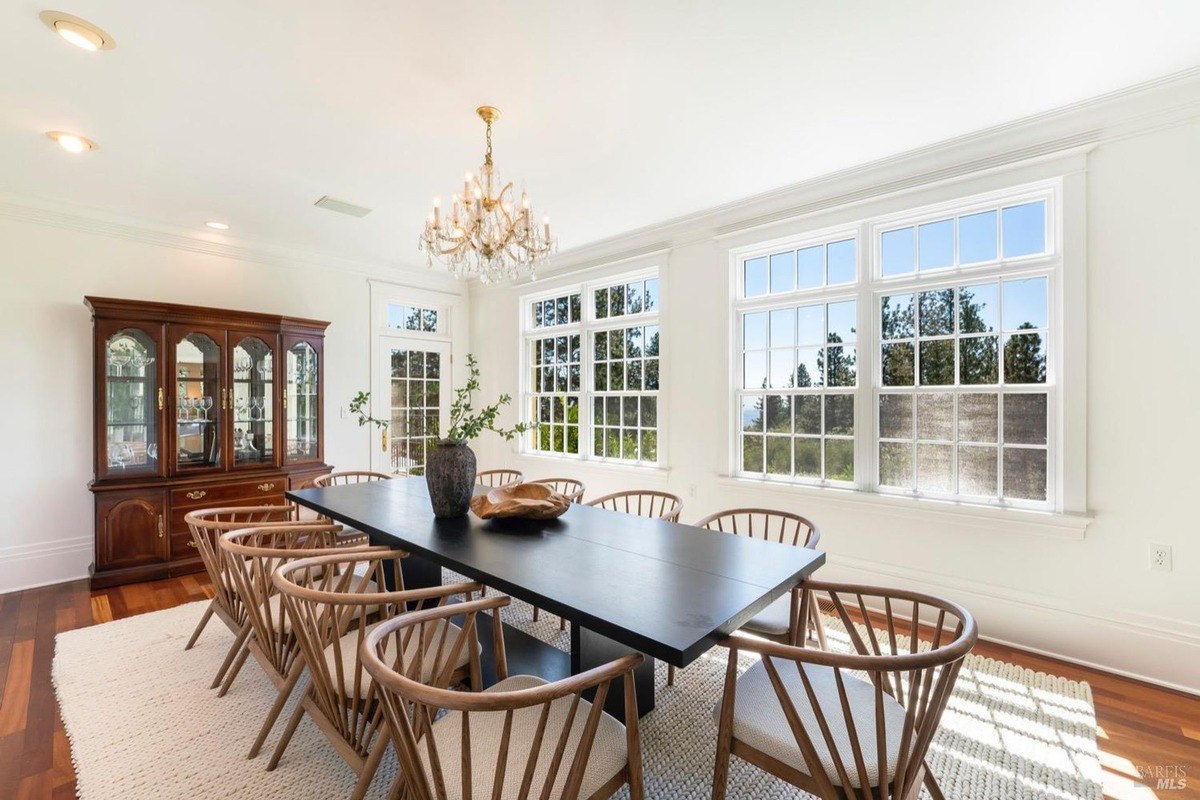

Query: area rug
[{"left": 54, "top": 589, "right": 1103, "bottom": 799}]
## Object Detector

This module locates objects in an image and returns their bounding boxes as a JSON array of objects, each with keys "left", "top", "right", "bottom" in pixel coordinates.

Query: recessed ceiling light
[
  {"left": 39, "top": 11, "right": 115, "bottom": 51},
  {"left": 205, "top": 221, "right": 230, "bottom": 230},
  {"left": 46, "top": 130, "right": 98, "bottom": 153}
]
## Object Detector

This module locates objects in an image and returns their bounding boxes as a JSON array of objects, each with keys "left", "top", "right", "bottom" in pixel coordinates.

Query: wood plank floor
[{"left": 0, "top": 574, "right": 1196, "bottom": 799}]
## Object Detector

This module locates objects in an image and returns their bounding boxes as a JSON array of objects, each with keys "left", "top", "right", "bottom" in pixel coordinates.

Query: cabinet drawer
[
  {"left": 171, "top": 477, "right": 286, "bottom": 510},
  {"left": 169, "top": 491, "right": 287, "bottom": 535}
]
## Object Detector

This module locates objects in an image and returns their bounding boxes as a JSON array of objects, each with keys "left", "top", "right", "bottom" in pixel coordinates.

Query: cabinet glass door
[
  {"left": 231, "top": 335, "right": 276, "bottom": 467},
  {"left": 285, "top": 340, "right": 320, "bottom": 463},
  {"left": 174, "top": 331, "right": 223, "bottom": 470},
  {"left": 102, "top": 328, "right": 161, "bottom": 477}
]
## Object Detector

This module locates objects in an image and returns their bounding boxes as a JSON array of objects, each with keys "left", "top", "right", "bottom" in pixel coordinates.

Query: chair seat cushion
[
  {"left": 718, "top": 659, "right": 907, "bottom": 788},
  {"left": 420, "top": 675, "right": 628, "bottom": 800},
  {"left": 741, "top": 594, "right": 792, "bottom": 636},
  {"left": 324, "top": 616, "right": 473, "bottom": 698}
]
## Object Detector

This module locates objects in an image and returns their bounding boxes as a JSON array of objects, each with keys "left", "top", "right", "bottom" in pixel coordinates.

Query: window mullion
[{"left": 855, "top": 220, "right": 874, "bottom": 493}]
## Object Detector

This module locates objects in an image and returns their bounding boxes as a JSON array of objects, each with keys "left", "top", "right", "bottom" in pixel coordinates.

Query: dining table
[{"left": 287, "top": 476, "right": 825, "bottom": 720}]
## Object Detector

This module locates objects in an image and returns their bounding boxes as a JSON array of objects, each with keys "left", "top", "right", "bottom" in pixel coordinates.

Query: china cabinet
[{"left": 87, "top": 297, "right": 331, "bottom": 588}]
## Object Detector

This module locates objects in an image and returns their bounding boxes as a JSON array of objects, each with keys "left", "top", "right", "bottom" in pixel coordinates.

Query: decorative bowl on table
[{"left": 470, "top": 482, "right": 572, "bottom": 520}]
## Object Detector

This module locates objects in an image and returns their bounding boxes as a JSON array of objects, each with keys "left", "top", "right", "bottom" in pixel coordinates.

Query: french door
[{"left": 372, "top": 338, "right": 450, "bottom": 476}]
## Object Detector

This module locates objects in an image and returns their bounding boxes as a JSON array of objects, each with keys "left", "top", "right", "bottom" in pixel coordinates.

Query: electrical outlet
[
  {"left": 339, "top": 405, "right": 349, "bottom": 419},
  {"left": 688, "top": 483, "right": 697, "bottom": 498},
  {"left": 1149, "top": 543, "right": 1173, "bottom": 572}
]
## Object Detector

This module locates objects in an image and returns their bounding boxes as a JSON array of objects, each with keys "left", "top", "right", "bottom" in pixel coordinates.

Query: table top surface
[{"left": 287, "top": 477, "right": 824, "bottom": 665}]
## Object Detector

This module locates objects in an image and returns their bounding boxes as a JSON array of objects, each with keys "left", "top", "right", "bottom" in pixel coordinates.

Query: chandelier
[{"left": 418, "top": 106, "right": 556, "bottom": 283}]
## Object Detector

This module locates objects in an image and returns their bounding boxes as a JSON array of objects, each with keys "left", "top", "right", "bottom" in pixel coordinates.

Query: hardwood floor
[{"left": 0, "top": 574, "right": 1197, "bottom": 799}]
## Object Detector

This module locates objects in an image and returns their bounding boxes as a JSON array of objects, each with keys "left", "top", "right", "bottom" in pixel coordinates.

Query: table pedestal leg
[
  {"left": 571, "top": 625, "right": 655, "bottom": 721},
  {"left": 373, "top": 542, "right": 442, "bottom": 594}
]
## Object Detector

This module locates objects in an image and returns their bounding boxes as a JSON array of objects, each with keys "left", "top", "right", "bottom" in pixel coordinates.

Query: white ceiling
[{"left": 2, "top": 1, "right": 1198, "bottom": 270}]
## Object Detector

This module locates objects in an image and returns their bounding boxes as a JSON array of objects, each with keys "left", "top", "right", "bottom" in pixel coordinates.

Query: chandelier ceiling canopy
[{"left": 419, "top": 106, "right": 556, "bottom": 284}]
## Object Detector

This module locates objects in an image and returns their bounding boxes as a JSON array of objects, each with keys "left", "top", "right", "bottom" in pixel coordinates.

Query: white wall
[
  {"left": 469, "top": 120, "right": 1200, "bottom": 693},
  {"left": 0, "top": 216, "right": 464, "bottom": 592}
]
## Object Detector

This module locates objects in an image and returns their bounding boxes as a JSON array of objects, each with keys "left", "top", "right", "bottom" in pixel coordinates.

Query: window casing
[
  {"left": 521, "top": 270, "right": 662, "bottom": 466},
  {"left": 732, "top": 182, "right": 1060, "bottom": 510}
]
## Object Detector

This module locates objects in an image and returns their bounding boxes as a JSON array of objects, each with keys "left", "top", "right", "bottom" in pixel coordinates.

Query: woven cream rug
[{"left": 54, "top": 591, "right": 1103, "bottom": 799}]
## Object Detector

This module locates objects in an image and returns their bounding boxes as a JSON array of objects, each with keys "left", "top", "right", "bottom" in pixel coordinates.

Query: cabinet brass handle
[
  {"left": 157, "top": 387, "right": 164, "bottom": 411},
  {"left": 381, "top": 428, "right": 387, "bottom": 453},
  {"left": 186, "top": 490, "right": 206, "bottom": 500},
  {"left": 157, "top": 516, "right": 164, "bottom": 539},
  {"left": 187, "top": 540, "right": 197, "bottom": 548},
  {"left": 258, "top": 482, "right": 276, "bottom": 492},
  {"left": 222, "top": 389, "right": 229, "bottom": 411}
]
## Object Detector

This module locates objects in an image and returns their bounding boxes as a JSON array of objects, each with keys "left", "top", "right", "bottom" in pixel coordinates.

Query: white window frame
[
  {"left": 519, "top": 267, "right": 664, "bottom": 467},
  {"left": 729, "top": 179, "right": 1071, "bottom": 513},
  {"left": 368, "top": 280, "right": 466, "bottom": 468}
]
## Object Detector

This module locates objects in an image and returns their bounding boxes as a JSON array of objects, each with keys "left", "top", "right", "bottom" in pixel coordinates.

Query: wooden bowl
[{"left": 470, "top": 482, "right": 572, "bottom": 520}]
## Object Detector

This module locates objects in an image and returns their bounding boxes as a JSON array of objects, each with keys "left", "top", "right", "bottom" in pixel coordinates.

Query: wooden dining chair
[
  {"left": 667, "top": 508, "right": 825, "bottom": 686},
  {"left": 586, "top": 489, "right": 683, "bottom": 522},
  {"left": 711, "top": 581, "right": 977, "bottom": 800},
  {"left": 361, "top": 596, "right": 646, "bottom": 800},
  {"left": 217, "top": 524, "right": 377, "bottom": 759},
  {"left": 269, "top": 550, "right": 486, "bottom": 799},
  {"left": 313, "top": 470, "right": 394, "bottom": 487},
  {"left": 527, "top": 478, "right": 586, "bottom": 630},
  {"left": 528, "top": 477, "right": 587, "bottom": 503},
  {"left": 184, "top": 504, "right": 307, "bottom": 689},
  {"left": 477, "top": 468, "right": 525, "bottom": 487}
]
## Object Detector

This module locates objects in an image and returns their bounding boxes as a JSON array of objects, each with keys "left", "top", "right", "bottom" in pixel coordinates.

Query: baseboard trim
[
  {"left": 828, "top": 553, "right": 1200, "bottom": 695},
  {"left": 0, "top": 537, "right": 92, "bottom": 594},
  {"left": 977, "top": 631, "right": 1200, "bottom": 698}
]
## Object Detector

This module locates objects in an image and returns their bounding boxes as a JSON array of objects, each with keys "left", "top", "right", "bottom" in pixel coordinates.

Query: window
[
  {"left": 733, "top": 184, "right": 1058, "bottom": 509},
  {"left": 522, "top": 270, "right": 662, "bottom": 465},
  {"left": 387, "top": 303, "right": 439, "bottom": 333},
  {"left": 737, "top": 236, "right": 859, "bottom": 485}
]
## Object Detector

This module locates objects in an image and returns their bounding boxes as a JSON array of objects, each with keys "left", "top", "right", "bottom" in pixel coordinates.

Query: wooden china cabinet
[{"left": 86, "top": 297, "right": 332, "bottom": 588}]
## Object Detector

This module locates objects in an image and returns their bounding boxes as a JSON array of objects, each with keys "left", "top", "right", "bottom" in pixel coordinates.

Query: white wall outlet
[
  {"left": 688, "top": 483, "right": 697, "bottom": 498},
  {"left": 1148, "top": 543, "right": 1173, "bottom": 572},
  {"left": 339, "top": 405, "right": 349, "bottom": 419}
]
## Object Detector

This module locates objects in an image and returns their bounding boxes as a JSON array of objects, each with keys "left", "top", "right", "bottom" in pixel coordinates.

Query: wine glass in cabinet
[
  {"left": 169, "top": 325, "right": 225, "bottom": 473},
  {"left": 229, "top": 332, "right": 278, "bottom": 469},
  {"left": 96, "top": 321, "right": 165, "bottom": 480},
  {"left": 284, "top": 336, "right": 322, "bottom": 464}
]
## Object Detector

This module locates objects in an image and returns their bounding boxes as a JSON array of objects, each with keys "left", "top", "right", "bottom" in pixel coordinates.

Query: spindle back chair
[
  {"left": 270, "top": 549, "right": 485, "bottom": 798},
  {"left": 362, "top": 597, "right": 646, "bottom": 800},
  {"left": 217, "top": 524, "right": 376, "bottom": 758},
  {"left": 586, "top": 490, "right": 682, "bottom": 522},
  {"left": 711, "top": 581, "right": 977, "bottom": 800}
]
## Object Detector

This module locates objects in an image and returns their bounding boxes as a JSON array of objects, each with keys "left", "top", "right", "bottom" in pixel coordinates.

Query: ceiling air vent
[{"left": 314, "top": 196, "right": 372, "bottom": 218}]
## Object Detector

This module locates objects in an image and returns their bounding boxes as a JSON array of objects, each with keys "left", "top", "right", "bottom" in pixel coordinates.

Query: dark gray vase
[{"left": 425, "top": 439, "right": 477, "bottom": 518}]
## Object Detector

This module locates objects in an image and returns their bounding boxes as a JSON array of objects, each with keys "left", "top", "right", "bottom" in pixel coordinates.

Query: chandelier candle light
[{"left": 419, "top": 106, "right": 557, "bottom": 283}]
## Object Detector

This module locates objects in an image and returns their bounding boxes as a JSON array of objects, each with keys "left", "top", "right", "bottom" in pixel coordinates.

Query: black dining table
[{"left": 287, "top": 477, "right": 824, "bottom": 720}]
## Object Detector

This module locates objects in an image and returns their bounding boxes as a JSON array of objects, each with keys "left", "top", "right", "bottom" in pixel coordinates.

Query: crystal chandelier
[{"left": 418, "top": 106, "right": 557, "bottom": 283}]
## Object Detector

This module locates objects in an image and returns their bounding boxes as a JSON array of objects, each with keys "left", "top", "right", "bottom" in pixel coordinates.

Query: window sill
[
  {"left": 515, "top": 450, "right": 670, "bottom": 476},
  {"left": 713, "top": 475, "right": 1090, "bottom": 539}
]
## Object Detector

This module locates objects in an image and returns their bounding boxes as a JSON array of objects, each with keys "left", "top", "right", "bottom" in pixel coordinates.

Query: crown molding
[
  {"left": 518, "top": 67, "right": 1200, "bottom": 281},
  {"left": 0, "top": 192, "right": 453, "bottom": 287}
]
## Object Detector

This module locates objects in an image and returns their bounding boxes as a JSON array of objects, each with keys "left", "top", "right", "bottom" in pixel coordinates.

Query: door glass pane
[
  {"left": 175, "top": 333, "right": 222, "bottom": 469},
  {"left": 232, "top": 336, "right": 274, "bottom": 466},
  {"left": 388, "top": 347, "right": 444, "bottom": 476},
  {"left": 286, "top": 342, "right": 319, "bottom": 462},
  {"left": 105, "top": 329, "right": 159, "bottom": 475}
]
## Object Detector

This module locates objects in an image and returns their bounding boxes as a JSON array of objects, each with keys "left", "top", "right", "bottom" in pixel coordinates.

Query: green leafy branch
[
  {"left": 349, "top": 391, "right": 389, "bottom": 432},
  {"left": 445, "top": 354, "right": 537, "bottom": 443}
]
